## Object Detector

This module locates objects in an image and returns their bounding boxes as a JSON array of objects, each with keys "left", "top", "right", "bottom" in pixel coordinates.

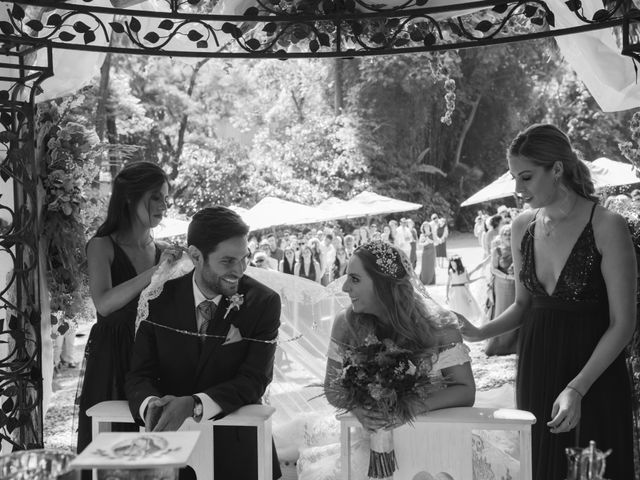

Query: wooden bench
[
  {"left": 86, "top": 400, "right": 275, "bottom": 480},
  {"left": 338, "top": 407, "right": 536, "bottom": 480}
]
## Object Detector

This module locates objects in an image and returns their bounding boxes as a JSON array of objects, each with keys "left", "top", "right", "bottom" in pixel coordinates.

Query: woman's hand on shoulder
[{"left": 158, "top": 242, "right": 184, "bottom": 266}]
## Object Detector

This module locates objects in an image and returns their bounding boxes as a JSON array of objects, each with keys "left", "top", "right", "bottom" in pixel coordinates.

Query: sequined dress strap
[{"left": 519, "top": 203, "right": 606, "bottom": 306}]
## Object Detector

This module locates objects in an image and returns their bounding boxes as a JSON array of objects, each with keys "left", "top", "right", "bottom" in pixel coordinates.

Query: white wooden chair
[
  {"left": 86, "top": 400, "right": 275, "bottom": 480},
  {"left": 338, "top": 407, "right": 536, "bottom": 480}
]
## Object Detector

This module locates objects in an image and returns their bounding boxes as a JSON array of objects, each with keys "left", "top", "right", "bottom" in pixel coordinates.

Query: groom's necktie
[{"left": 197, "top": 300, "right": 215, "bottom": 343}]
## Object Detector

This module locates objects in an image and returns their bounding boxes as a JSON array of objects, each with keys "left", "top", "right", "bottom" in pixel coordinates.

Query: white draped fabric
[{"left": 0, "top": 0, "right": 638, "bottom": 111}]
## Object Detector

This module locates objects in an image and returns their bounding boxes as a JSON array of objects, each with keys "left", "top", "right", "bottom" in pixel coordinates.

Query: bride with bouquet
[{"left": 321, "top": 240, "right": 476, "bottom": 479}]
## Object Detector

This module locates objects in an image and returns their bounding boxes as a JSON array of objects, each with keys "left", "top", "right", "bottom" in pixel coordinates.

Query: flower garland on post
[{"left": 37, "top": 97, "right": 104, "bottom": 336}]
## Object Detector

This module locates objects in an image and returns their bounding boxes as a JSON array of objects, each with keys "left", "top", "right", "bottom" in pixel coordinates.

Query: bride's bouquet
[{"left": 324, "top": 333, "right": 443, "bottom": 479}]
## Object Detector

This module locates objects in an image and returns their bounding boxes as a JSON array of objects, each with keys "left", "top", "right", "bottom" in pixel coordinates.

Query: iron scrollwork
[
  {"left": 0, "top": 37, "right": 53, "bottom": 452},
  {"left": 0, "top": 0, "right": 631, "bottom": 58}
]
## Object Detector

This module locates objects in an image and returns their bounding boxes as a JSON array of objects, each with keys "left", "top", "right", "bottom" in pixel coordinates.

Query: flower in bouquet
[{"left": 324, "top": 334, "right": 443, "bottom": 479}]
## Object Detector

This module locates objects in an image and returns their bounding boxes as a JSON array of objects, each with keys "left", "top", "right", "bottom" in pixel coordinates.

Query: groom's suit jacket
[{"left": 125, "top": 271, "right": 281, "bottom": 479}]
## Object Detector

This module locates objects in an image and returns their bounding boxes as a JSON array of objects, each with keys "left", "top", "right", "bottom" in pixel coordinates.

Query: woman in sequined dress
[{"left": 460, "top": 124, "right": 636, "bottom": 480}]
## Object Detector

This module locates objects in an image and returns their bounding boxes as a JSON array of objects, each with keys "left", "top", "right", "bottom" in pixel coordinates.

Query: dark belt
[
  {"left": 531, "top": 296, "right": 605, "bottom": 313},
  {"left": 451, "top": 283, "right": 467, "bottom": 287}
]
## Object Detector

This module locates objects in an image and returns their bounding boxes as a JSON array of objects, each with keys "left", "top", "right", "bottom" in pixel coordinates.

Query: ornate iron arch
[{"left": 0, "top": 0, "right": 636, "bottom": 453}]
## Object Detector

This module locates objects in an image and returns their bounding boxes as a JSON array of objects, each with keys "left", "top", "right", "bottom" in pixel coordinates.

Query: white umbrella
[
  {"left": 153, "top": 217, "right": 190, "bottom": 239},
  {"left": 338, "top": 191, "right": 422, "bottom": 219},
  {"left": 243, "top": 197, "right": 334, "bottom": 231},
  {"left": 460, "top": 158, "right": 639, "bottom": 207}
]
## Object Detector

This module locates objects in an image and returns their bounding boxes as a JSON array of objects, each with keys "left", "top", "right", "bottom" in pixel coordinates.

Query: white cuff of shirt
[
  {"left": 140, "top": 395, "right": 159, "bottom": 424},
  {"left": 196, "top": 393, "right": 222, "bottom": 421}
]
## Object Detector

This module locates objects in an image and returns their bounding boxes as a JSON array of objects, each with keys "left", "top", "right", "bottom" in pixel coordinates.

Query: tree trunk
[
  {"left": 171, "top": 58, "right": 210, "bottom": 180},
  {"left": 334, "top": 58, "right": 344, "bottom": 115},
  {"left": 453, "top": 94, "right": 481, "bottom": 168},
  {"left": 95, "top": 53, "right": 111, "bottom": 142}
]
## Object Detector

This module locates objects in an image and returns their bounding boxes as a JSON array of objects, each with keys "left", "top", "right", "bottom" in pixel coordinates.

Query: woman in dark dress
[
  {"left": 76, "top": 162, "right": 179, "bottom": 458},
  {"left": 418, "top": 221, "right": 436, "bottom": 285},
  {"left": 460, "top": 124, "right": 636, "bottom": 480}
]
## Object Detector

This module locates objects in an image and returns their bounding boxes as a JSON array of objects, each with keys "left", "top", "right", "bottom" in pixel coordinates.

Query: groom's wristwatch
[{"left": 191, "top": 395, "right": 203, "bottom": 421}]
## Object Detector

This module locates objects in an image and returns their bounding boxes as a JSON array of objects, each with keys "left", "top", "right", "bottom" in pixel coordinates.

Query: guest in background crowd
[
  {"left": 435, "top": 215, "right": 449, "bottom": 268},
  {"left": 381, "top": 224, "right": 392, "bottom": 243},
  {"left": 332, "top": 247, "right": 349, "bottom": 280},
  {"left": 319, "top": 233, "right": 336, "bottom": 285},
  {"left": 267, "top": 233, "right": 284, "bottom": 263},
  {"left": 482, "top": 214, "right": 503, "bottom": 260},
  {"left": 253, "top": 251, "right": 273, "bottom": 270},
  {"left": 295, "top": 245, "right": 321, "bottom": 283},
  {"left": 344, "top": 234, "right": 356, "bottom": 258},
  {"left": 279, "top": 246, "right": 296, "bottom": 275},
  {"left": 461, "top": 123, "right": 636, "bottom": 480},
  {"left": 631, "top": 188, "right": 640, "bottom": 203},
  {"left": 408, "top": 218, "right": 418, "bottom": 268},
  {"left": 259, "top": 240, "right": 279, "bottom": 269},
  {"left": 418, "top": 220, "right": 436, "bottom": 285},
  {"left": 445, "top": 255, "right": 483, "bottom": 323}
]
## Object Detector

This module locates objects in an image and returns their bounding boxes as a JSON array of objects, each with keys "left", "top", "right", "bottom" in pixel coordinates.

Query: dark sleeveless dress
[
  {"left": 76, "top": 238, "right": 161, "bottom": 455},
  {"left": 518, "top": 204, "right": 634, "bottom": 480}
]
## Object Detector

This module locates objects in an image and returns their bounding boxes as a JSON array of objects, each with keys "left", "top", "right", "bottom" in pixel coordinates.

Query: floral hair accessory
[
  {"left": 357, "top": 241, "right": 405, "bottom": 279},
  {"left": 224, "top": 293, "right": 244, "bottom": 319}
]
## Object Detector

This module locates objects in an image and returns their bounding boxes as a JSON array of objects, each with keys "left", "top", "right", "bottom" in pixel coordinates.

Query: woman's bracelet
[{"left": 566, "top": 385, "right": 584, "bottom": 398}]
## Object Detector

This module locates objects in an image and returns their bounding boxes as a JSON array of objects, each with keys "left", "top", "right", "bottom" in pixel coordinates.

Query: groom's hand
[
  {"left": 144, "top": 397, "right": 164, "bottom": 431},
  {"left": 152, "top": 395, "right": 193, "bottom": 432}
]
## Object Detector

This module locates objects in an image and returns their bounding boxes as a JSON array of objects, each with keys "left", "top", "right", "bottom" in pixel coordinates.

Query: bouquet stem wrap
[{"left": 368, "top": 429, "right": 397, "bottom": 479}]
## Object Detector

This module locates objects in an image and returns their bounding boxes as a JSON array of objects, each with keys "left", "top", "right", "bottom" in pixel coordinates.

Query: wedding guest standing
[
  {"left": 295, "top": 245, "right": 322, "bottom": 283},
  {"left": 435, "top": 215, "right": 449, "bottom": 268},
  {"left": 407, "top": 218, "right": 418, "bottom": 268},
  {"left": 279, "top": 246, "right": 296, "bottom": 275},
  {"left": 418, "top": 221, "right": 436, "bottom": 285},
  {"left": 76, "top": 162, "right": 180, "bottom": 458},
  {"left": 460, "top": 124, "right": 636, "bottom": 480}
]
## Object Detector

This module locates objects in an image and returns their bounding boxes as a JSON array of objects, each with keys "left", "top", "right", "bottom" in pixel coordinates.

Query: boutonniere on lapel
[{"left": 223, "top": 293, "right": 244, "bottom": 345}]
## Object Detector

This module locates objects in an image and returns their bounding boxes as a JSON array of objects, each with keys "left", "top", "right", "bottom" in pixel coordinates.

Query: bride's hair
[{"left": 350, "top": 241, "right": 455, "bottom": 350}]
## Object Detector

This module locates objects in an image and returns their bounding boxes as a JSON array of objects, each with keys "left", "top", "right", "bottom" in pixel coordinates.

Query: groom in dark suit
[{"left": 125, "top": 206, "right": 282, "bottom": 479}]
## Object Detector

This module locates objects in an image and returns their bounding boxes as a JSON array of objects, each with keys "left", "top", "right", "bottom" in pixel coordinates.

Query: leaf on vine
[
  {"left": 546, "top": 11, "right": 555, "bottom": 27},
  {"left": 344, "top": 0, "right": 356, "bottom": 10},
  {"left": 129, "top": 17, "right": 141, "bottom": 33},
  {"left": 410, "top": 30, "right": 423, "bottom": 42},
  {"left": 386, "top": 18, "right": 400, "bottom": 28},
  {"left": 592, "top": 9, "right": 609, "bottom": 21},
  {"left": 263, "top": 22, "right": 277, "bottom": 35},
  {"left": 318, "top": 33, "right": 330, "bottom": 47},
  {"left": 158, "top": 19, "right": 174, "bottom": 30},
  {"left": 293, "top": 28, "right": 308, "bottom": 40},
  {"left": 449, "top": 21, "right": 462, "bottom": 37},
  {"left": 26, "top": 20, "right": 43, "bottom": 32},
  {"left": 394, "top": 37, "right": 409, "bottom": 47},
  {"left": 523, "top": 5, "right": 537, "bottom": 17},
  {"left": 46, "top": 13, "right": 62, "bottom": 27},
  {"left": 565, "top": 0, "right": 581, "bottom": 12},
  {"left": 109, "top": 22, "right": 125, "bottom": 34},
  {"left": 196, "top": 40, "right": 208, "bottom": 48},
  {"left": 416, "top": 0, "right": 428, "bottom": 5},
  {"left": 475, "top": 20, "right": 494, "bottom": 33},
  {"left": 0, "top": 171, "right": 10, "bottom": 184},
  {"left": 0, "top": 21, "right": 14, "bottom": 36},
  {"left": 492, "top": 2, "right": 508, "bottom": 14},
  {"left": 144, "top": 31, "right": 160, "bottom": 43},
  {"left": 3, "top": 386, "right": 16, "bottom": 397},
  {"left": 84, "top": 31, "right": 96, "bottom": 44},
  {"left": 244, "top": 7, "right": 259, "bottom": 16},
  {"left": 50, "top": 314, "right": 58, "bottom": 325},
  {"left": 371, "top": 32, "right": 386, "bottom": 44},
  {"left": 73, "top": 21, "right": 90, "bottom": 33},
  {"left": 531, "top": 16, "right": 544, "bottom": 26},
  {"left": 187, "top": 29, "right": 204, "bottom": 41},
  {"left": 187, "top": 0, "right": 201, "bottom": 4},
  {"left": 0, "top": 112, "right": 10, "bottom": 128},
  {"left": 309, "top": 39, "right": 319, "bottom": 52},
  {"left": 0, "top": 130, "right": 16, "bottom": 142},
  {"left": 351, "top": 21, "right": 363, "bottom": 36},
  {"left": 1, "top": 397, "right": 13, "bottom": 414},
  {"left": 58, "top": 31, "right": 76, "bottom": 42},
  {"left": 423, "top": 33, "right": 436, "bottom": 47},
  {"left": 11, "top": 4, "right": 24, "bottom": 22},
  {"left": 246, "top": 38, "right": 261, "bottom": 50},
  {"left": 58, "top": 322, "right": 69, "bottom": 335}
]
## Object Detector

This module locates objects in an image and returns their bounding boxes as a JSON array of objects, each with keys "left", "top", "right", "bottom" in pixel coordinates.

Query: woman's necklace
[{"left": 539, "top": 195, "right": 579, "bottom": 237}]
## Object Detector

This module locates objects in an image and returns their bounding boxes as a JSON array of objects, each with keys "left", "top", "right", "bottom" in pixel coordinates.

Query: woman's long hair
[
  {"left": 508, "top": 123, "right": 598, "bottom": 202},
  {"left": 96, "top": 161, "right": 169, "bottom": 237},
  {"left": 448, "top": 256, "right": 465, "bottom": 275},
  {"left": 350, "top": 243, "right": 453, "bottom": 350},
  {"left": 282, "top": 247, "right": 296, "bottom": 275}
]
